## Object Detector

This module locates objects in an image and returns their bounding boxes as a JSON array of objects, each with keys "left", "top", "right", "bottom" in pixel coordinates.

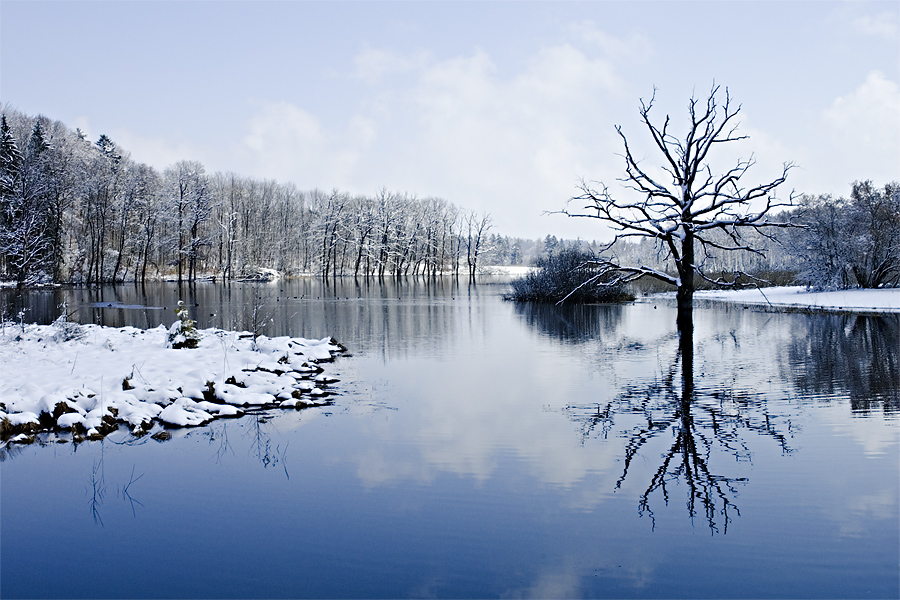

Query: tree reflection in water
[
  {"left": 605, "top": 326, "right": 794, "bottom": 533},
  {"left": 787, "top": 313, "right": 899, "bottom": 414},
  {"left": 520, "top": 302, "right": 801, "bottom": 534}
]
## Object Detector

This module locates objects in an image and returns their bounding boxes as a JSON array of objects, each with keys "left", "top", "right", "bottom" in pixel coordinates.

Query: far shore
[{"left": 649, "top": 286, "right": 900, "bottom": 315}]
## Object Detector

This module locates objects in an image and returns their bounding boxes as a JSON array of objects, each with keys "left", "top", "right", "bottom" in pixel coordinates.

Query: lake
[{"left": 1, "top": 279, "right": 898, "bottom": 598}]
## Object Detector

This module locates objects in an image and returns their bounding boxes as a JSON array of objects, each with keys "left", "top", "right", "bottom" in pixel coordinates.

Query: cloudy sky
[{"left": 2, "top": 1, "right": 898, "bottom": 240}]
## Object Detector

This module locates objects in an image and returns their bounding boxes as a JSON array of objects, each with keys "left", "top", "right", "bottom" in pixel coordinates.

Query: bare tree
[
  {"left": 464, "top": 210, "right": 493, "bottom": 281},
  {"left": 1, "top": 107, "right": 518, "bottom": 285},
  {"left": 792, "top": 181, "right": 900, "bottom": 290},
  {"left": 564, "top": 85, "right": 797, "bottom": 331},
  {"left": 133, "top": 166, "right": 164, "bottom": 283},
  {"left": 164, "top": 160, "right": 213, "bottom": 283}
]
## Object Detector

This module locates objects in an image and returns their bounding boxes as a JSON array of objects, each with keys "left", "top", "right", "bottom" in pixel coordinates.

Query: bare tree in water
[{"left": 563, "top": 85, "right": 797, "bottom": 332}]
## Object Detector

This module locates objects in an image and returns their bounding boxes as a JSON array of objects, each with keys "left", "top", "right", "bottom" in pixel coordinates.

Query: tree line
[
  {"left": 0, "top": 108, "right": 523, "bottom": 286},
  {"left": 2, "top": 107, "right": 896, "bottom": 292}
]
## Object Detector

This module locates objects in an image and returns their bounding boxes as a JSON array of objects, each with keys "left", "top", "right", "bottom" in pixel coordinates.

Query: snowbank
[
  {"left": 688, "top": 286, "right": 900, "bottom": 313},
  {"left": 483, "top": 265, "right": 535, "bottom": 277},
  {"left": 0, "top": 322, "right": 345, "bottom": 443}
]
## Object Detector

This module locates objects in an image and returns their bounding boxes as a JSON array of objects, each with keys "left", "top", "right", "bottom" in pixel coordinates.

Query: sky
[{"left": 1, "top": 1, "right": 898, "bottom": 241}]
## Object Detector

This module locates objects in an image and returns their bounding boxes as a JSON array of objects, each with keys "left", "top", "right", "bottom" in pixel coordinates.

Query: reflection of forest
[
  {"left": 0, "top": 279, "right": 474, "bottom": 358},
  {"left": 787, "top": 314, "right": 899, "bottom": 414}
]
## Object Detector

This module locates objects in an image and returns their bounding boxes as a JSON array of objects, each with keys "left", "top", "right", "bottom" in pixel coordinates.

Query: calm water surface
[{"left": 1, "top": 280, "right": 898, "bottom": 598}]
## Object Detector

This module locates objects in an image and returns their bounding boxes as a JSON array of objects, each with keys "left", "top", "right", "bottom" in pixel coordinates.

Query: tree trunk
[
  {"left": 676, "top": 285, "right": 693, "bottom": 332},
  {"left": 676, "top": 229, "right": 695, "bottom": 333},
  {"left": 679, "top": 316, "right": 694, "bottom": 400}
]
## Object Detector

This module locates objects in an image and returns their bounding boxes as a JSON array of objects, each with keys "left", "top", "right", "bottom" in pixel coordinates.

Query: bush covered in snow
[
  {"left": 51, "top": 303, "right": 84, "bottom": 342},
  {"left": 507, "top": 248, "right": 634, "bottom": 304},
  {"left": 167, "top": 301, "right": 201, "bottom": 349}
]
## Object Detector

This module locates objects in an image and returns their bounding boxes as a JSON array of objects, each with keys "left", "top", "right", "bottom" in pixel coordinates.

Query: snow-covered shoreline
[
  {"left": 652, "top": 286, "right": 900, "bottom": 314},
  {"left": 0, "top": 322, "right": 345, "bottom": 444}
]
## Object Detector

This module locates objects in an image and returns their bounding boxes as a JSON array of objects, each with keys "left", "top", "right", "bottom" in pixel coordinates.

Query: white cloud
[
  {"left": 820, "top": 71, "right": 900, "bottom": 186},
  {"left": 852, "top": 11, "right": 899, "bottom": 40},
  {"left": 516, "top": 43, "right": 623, "bottom": 106},
  {"left": 568, "top": 20, "right": 655, "bottom": 63},
  {"left": 824, "top": 71, "right": 900, "bottom": 147},
  {"left": 240, "top": 26, "right": 845, "bottom": 240},
  {"left": 353, "top": 47, "right": 432, "bottom": 84},
  {"left": 244, "top": 101, "right": 324, "bottom": 161},
  {"left": 241, "top": 100, "right": 376, "bottom": 187},
  {"left": 397, "top": 43, "right": 628, "bottom": 237},
  {"left": 260, "top": 35, "right": 638, "bottom": 239}
]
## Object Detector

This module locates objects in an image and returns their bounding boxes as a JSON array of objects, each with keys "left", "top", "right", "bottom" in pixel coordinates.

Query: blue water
[{"left": 2, "top": 280, "right": 898, "bottom": 598}]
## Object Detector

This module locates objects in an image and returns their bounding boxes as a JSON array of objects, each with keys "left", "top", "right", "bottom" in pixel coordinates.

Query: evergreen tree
[
  {"left": 96, "top": 134, "right": 121, "bottom": 162},
  {"left": 27, "top": 121, "right": 50, "bottom": 157},
  {"left": 0, "top": 116, "right": 55, "bottom": 283},
  {"left": 1, "top": 115, "right": 22, "bottom": 279},
  {"left": 542, "top": 234, "right": 559, "bottom": 258},
  {"left": 0, "top": 115, "right": 23, "bottom": 200}
]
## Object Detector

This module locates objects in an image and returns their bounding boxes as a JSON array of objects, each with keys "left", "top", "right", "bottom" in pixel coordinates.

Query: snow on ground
[
  {"left": 0, "top": 321, "right": 345, "bottom": 443},
  {"left": 687, "top": 286, "right": 900, "bottom": 313},
  {"left": 482, "top": 265, "right": 535, "bottom": 276}
]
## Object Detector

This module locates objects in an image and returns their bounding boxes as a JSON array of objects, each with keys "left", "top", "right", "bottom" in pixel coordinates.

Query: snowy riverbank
[
  {"left": 662, "top": 286, "right": 900, "bottom": 314},
  {"left": 0, "top": 321, "right": 345, "bottom": 444}
]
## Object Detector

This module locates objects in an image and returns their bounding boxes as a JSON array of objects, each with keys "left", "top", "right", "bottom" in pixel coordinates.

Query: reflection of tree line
[
  {"left": 0, "top": 415, "right": 294, "bottom": 527},
  {"left": 787, "top": 314, "right": 899, "bottom": 414},
  {"left": 2, "top": 278, "right": 488, "bottom": 362},
  {"left": 522, "top": 304, "right": 898, "bottom": 533}
]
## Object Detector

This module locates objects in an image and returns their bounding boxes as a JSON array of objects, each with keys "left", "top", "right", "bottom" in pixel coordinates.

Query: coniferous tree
[
  {"left": 0, "top": 115, "right": 23, "bottom": 278},
  {"left": 0, "top": 117, "right": 56, "bottom": 283},
  {"left": 0, "top": 115, "right": 22, "bottom": 215}
]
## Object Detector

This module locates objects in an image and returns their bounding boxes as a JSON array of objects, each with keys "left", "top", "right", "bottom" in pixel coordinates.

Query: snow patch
[
  {"left": 691, "top": 286, "right": 900, "bottom": 313},
  {"left": 0, "top": 323, "right": 345, "bottom": 441}
]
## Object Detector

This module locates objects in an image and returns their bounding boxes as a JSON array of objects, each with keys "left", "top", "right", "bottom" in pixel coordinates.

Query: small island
[{"left": 0, "top": 306, "right": 346, "bottom": 444}]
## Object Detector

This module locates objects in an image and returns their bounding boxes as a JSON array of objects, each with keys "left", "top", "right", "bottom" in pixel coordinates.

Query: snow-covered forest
[
  {"left": 0, "top": 109, "right": 521, "bottom": 284},
  {"left": 1, "top": 108, "right": 897, "bottom": 290}
]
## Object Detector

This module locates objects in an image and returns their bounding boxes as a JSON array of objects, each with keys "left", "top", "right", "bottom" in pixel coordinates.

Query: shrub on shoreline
[
  {"left": 168, "top": 301, "right": 201, "bottom": 349},
  {"left": 506, "top": 249, "right": 634, "bottom": 304}
]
